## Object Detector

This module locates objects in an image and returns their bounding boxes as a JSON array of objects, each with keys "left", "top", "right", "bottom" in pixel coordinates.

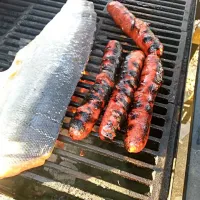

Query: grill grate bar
[
  {"left": 58, "top": 135, "right": 158, "bottom": 170},
  {"left": 100, "top": 23, "right": 181, "bottom": 39},
  {"left": 21, "top": 172, "right": 104, "bottom": 200},
  {"left": 4, "top": 38, "right": 27, "bottom": 47},
  {"left": 93, "top": 42, "right": 178, "bottom": 62},
  {"left": 124, "top": 0, "right": 186, "bottom": 8},
  {"left": 0, "top": 3, "right": 27, "bottom": 12},
  {"left": 33, "top": 5, "right": 60, "bottom": 14},
  {"left": 45, "top": 161, "right": 149, "bottom": 200},
  {"left": 30, "top": 9, "right": 56, "bottom": 20},
  {"left": 20, "top": 20, "right": 46, "bottom": 31},
  {"left": 124, "top": 0, "right": 185, "bottom": 14},
  {"left": 54, "top": 148, "right": 153, "bottom": 186},
  {"left": 0, "top": 15, "right": 19, "bottom": 24},
  {"left": 96, "top": 10, "right": 182, "bottom": 27},
  {"left": 10, "top": 32, "right": 35, "bottom": 40},
  {"left": 0, "top": 8, "right": 22, "bottom": 18},
  {"left": 26, "top": 14, "right": 50, "bottom": 24},
  {"left": 95, "top": 34, "right": 178, "bottom": 57},
  {"left": 102, "top": 18, "right": 182, "bottom": 33},
  {"left": 102, "top": 19, "right": 182, "bottom": 35},
  {"left": 60, "top": 124, "right": 160, "bottom": 157},
  {"left": 96, "top": 34, "right": 179, "bottom": 53},
  {"left": 65, "top": 96, "right": 167, "bottom": 121},
  {"left": 124, "top": 3, "right": 184, "bottom": 20},
  {"left": 2, "top": 0, "right": 30, "bottom": 7},
  {"left": 0, "top": 45, "right": 18, "bottom": 52},
  {"left": 20, "top": 0, "right": 64, "bottom": 8},
  {"left": 0, "top": 53, "right": 14, "bottom": 61},
  {"left": 0, "top": 61, "right": 9, "bottom": 70}
]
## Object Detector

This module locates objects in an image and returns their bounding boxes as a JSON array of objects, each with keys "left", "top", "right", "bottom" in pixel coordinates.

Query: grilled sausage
[
  {"left": 107, "top": 1, "right": 163, "bottom": 57},
  {"left": 99, "top": 50, "right": 145, "bottom": 141},
  {"left": 124, "top": 54, "right": 163, "bottom": 153},
  {"left": 69, "top": 40, "right": 122, "bottom": 140}
]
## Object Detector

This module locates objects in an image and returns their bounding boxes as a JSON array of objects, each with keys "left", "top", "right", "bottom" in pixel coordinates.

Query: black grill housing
[{"left": 0, "top": 0, "right": 196, "bottom": 199}]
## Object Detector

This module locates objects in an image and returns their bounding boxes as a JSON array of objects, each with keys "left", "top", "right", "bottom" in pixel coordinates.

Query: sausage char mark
[
  {"left": 124, "top": 54, "right": 163, "bottom": 153},
  {"left": 69, "top": 40, "right": 122, "bottom": 140},
  {"left": 107, "top": 1, "right": 163, "bottom": 57},
  {"left": 99, "top": 50, "right": 145, "bottom": 141}
]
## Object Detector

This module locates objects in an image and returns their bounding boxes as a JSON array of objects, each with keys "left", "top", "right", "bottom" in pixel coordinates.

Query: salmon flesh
[{"left": 0, "top": 0, "right": 96, "bottom": 179}]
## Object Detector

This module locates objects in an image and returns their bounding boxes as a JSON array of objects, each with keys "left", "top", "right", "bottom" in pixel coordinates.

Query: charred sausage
[
  {"left": 69, "top": 40, "right": 122, "bottom": 140},
  {"left": 107, "top": 1, "right": 163, "bottom": 57},
  {"left": 99, "top": 50, "right": 145, "bottom": 141},
  {"left": 124, "top": 54, "right": 163, "bottom": 153}
]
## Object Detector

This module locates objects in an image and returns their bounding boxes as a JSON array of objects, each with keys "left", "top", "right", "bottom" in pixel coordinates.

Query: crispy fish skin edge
[{"left": 0, "top": 151, "right": 52, "bottom": 179}]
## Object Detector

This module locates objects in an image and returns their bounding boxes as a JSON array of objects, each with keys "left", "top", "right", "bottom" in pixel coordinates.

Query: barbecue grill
[{"left": 0, "top": 0, "right": 196, "bottom": 199}]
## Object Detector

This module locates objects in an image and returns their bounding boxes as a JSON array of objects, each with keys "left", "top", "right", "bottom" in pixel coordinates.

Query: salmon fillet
[{"left": 0, "top": 0, "right": 96, "bottom": 179}]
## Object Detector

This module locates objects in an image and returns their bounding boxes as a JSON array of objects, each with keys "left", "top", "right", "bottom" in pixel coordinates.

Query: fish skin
[{"left": 0, "top": 0, "right": 96, "bottom": 179}]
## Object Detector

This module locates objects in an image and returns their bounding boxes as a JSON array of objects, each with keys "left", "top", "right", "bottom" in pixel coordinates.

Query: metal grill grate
[{"left": 0, "top": 0, "right": 196, "bottom": 199}]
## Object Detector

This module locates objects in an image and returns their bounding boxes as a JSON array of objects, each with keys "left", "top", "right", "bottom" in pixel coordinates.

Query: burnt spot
[
  {"left": 132, "top": 62, "right": 140, "bottom": 69},
  {"left": 143, "top": 35, "right": 153, "bottom": 44},
  {"left": 149, "top": 84, "right": 157, "bottom": 94},
  {"left": 120, "top": 86, "right": 134, "bottom": 100},
  {"left": 106, "top": 121, "right": 113, "bottom": 128},
  {"left": 148, "top": 96, "right": 153, "bottom": 103},
  {"left": 118, "top": 96, "right": 129, "bottom": 108},
  {"left": 130, "top": 19, "right": 135, "bottom": 30},
  {"left": 103, "top": 132, "right": 114, "bottom": 142},
  {"left": 117, "top": 80, "right": 126, "bottom": 88},
  {"left": 154, "top": 71, "right": 163, "bottom": 84},
  {"left": 114, "top": 110, "right": 126, "bottom": 123},
  {"left": 103, "top": 88, "right": 112, "bottom": 102},
  {"left": 70, "top": 119, "right": 84, "bottom": 131},
  {"left": 113, "top": 48, "right": 119, "bottom": 56},
  {"left": 148, "top": 41, "right": 161, "bottom": 54},
  {"left": 128, "top": 124, "right": 134, "bottom": 131},
  {"left": 122, "top": 60, "right": 129, "bottom": 69},
  {"left": 145, "top": 104, "right": 152, "bottom": 114},
  {"left": 92, "top": 83, "right": 111, "bottom": 94},
  {"left": 156, "top": 62, "right": 163, "bottom": 71},
  {"left": 129, "top": 112, "right": 139, "bottom": 120},
  {"left": 90, "top": 88, "right": 104, "bottom": 97},
  {"left": 120, "top": 114, "right": 126, "bottom": 124},
  {"left": 103, "top": 55, "right": 118, "bottom": 64},
  {"left": 105, "top": 71, "right": 115, "bottom": 81},
  {"left": 114, "top": 41, "right": 120, "bottom": 49},
  {"left": 113, "top": 45, "right": 122, "bottom": 55},
  {"left": 92, "top": 101, "right": 102, "bottom": 109},
  {"left": 87, "top": 94, "right": 101, "bottom": 102},
  {"left": 78, "top": 111, "right": 91, "bottom": 122},
  {"left": 104, "top": 46, "right": 111, "bottom": 52},
  {"left": 101, "top": 79, "right": 113, "bottom": 87},
  {"left": 133, "top": 101, "right": 142, "bottom": 108},
  {"left": 123, "top": 10, "right": 130, "bottom": 15},
  {"left": 143, "top": 29, "right": 149, "bottom": 34},
  {"left": 95, "top": 83, "right": 111, "bottom": 94},
  {"left": 124, "top": 79, "right": 138, "bottom": 89},
  {"left": 143, "top": 124, "right": 150, "bottom": 136},
  {"left": 92, "top": 84, "right": 101, "bottom": 92},
  {"left": 120, "top": 69, "right": 129, "bottom": 77},
  {"left": 155, "top": 62, "right": 163, "bottom": 84},
  {"left": 114, "top": 110, "right": 124, "bottom": 117},
  {"left": 129, "top": 70, "right": 138, "bottom": 77},
  {"left": 102, "top": 64, "right": 115, "bottom": 73}
]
